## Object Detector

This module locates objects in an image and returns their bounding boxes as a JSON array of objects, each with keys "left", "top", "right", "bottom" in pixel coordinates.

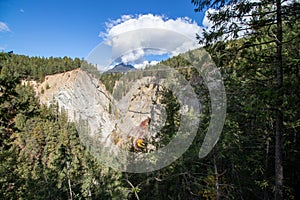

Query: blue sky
[{"left": 0, "top": 0, "right": 206, "bottom": 60}]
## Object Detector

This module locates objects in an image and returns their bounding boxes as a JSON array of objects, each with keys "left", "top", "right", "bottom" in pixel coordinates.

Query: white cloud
[
  {"left": 0, "top": 22, "right": 10, "bottom": 32},
  {"left": 134, "top": 60, "right": 159, "bottom": 69},
  {"left": 20, "top": 9, "right": 25, "bottom": 13},
  {"left": 102, "top": 14, "right": 201, "bottom": 40},
  {"left": 202, "top": 8, "right": 215, "bottom": 29},
  {"left": 120, "top": 48, "right": 145, "bottom": 64},
  {"left": 98, "top": 14, "right": 202, "bottom": 67}
]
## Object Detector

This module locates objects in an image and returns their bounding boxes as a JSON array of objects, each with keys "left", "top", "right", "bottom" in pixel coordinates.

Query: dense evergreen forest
[
  {"left": 1, "top": 0, "right": 299, "bottom": 199},
  {"left": 0, "top": 53, "right": 81, "bottom": 81}
]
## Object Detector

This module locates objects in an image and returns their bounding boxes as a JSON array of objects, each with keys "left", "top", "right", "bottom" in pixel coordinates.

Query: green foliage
[
  {"left": 45, "top": 83, "right": 50, "bottom": 90},
  {"left": 0, "top": 53, "right": 81, "bottom": 82},
  {"left": 154, "top": 88, "right": 181, "bottom": 148},
  {"left": 99, "top": 72, "right": 123, "bottom": 94},
  {"left": 190, "top": 0, "right": 300, "bottom": 199},
  {"left": 160, "top": 53, "right": 191, "bottom": 68}
]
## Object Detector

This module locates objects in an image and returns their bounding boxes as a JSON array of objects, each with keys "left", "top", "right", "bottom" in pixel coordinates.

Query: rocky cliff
[{"left": 27, "top": 69, "right": 164, "bottom": 155}]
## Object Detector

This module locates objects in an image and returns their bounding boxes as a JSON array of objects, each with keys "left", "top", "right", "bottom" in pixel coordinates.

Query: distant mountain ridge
[{"left": 106, "top": 63, "right": 135, "bottom": 73}]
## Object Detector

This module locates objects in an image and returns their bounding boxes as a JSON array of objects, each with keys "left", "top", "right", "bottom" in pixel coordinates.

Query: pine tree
[{"left": 192, "top": 0, "right": 299, "bottom": 198}]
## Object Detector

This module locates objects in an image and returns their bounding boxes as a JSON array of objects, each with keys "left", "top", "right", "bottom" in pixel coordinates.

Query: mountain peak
[{"left": 106, "top": 63, "right": 135, "bottom": 73}]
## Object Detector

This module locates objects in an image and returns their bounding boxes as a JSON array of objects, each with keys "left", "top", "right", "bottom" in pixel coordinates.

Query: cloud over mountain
[{"left": 98, "top": 14, "right": 202, "bottom": 68}]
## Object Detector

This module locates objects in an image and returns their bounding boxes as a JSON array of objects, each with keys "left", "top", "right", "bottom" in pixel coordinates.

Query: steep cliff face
[
  {"left": 31, "top": 69, "right": 163, "bottom": 154},
  {"left": 32, "top": 69, "right": 113, "bottom": 141}
]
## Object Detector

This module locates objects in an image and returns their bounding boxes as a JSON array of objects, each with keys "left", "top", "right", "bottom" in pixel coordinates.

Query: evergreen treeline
[{"left": 0, "top": 53, "right": 81, "bottom": 81}]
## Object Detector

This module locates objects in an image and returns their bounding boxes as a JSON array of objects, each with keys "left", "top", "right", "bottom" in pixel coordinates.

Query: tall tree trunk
[
  {"left": 66, "top": 161, "right": 73, "bottom": 200},
  {"left": 264, "top": 137, "right": 270, "bottom": 200},
  {"left": 213, "top": 151, "right": 220, "bottom": 200},
  {"left": 275, "top": 0, "right": 283, "bottom": 199}
]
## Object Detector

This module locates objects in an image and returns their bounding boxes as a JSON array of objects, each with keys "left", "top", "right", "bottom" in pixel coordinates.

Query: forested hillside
[
  {"left": 0, "top": 54, "right": 129, "bottom": 199},
  {"left": 0, "top": 53, "right": 81, "bottom": 81},
  {"left": 1, "top": 0, "right": 299, "bottom": 199}
]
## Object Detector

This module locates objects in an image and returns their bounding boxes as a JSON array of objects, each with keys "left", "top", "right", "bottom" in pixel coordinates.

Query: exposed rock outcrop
[{"left": 31, "top": 69, "right": 164, "bottom": 155}]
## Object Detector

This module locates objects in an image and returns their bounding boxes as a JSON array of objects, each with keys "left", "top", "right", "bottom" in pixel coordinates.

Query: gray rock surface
[{"left": 35, "top": 69, "right": 163, "bottom": 154}]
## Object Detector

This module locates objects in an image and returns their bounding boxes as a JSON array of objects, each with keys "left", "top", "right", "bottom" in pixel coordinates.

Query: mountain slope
[{"left": 106, "top": 63, "right": 135, "bottom": 73}]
